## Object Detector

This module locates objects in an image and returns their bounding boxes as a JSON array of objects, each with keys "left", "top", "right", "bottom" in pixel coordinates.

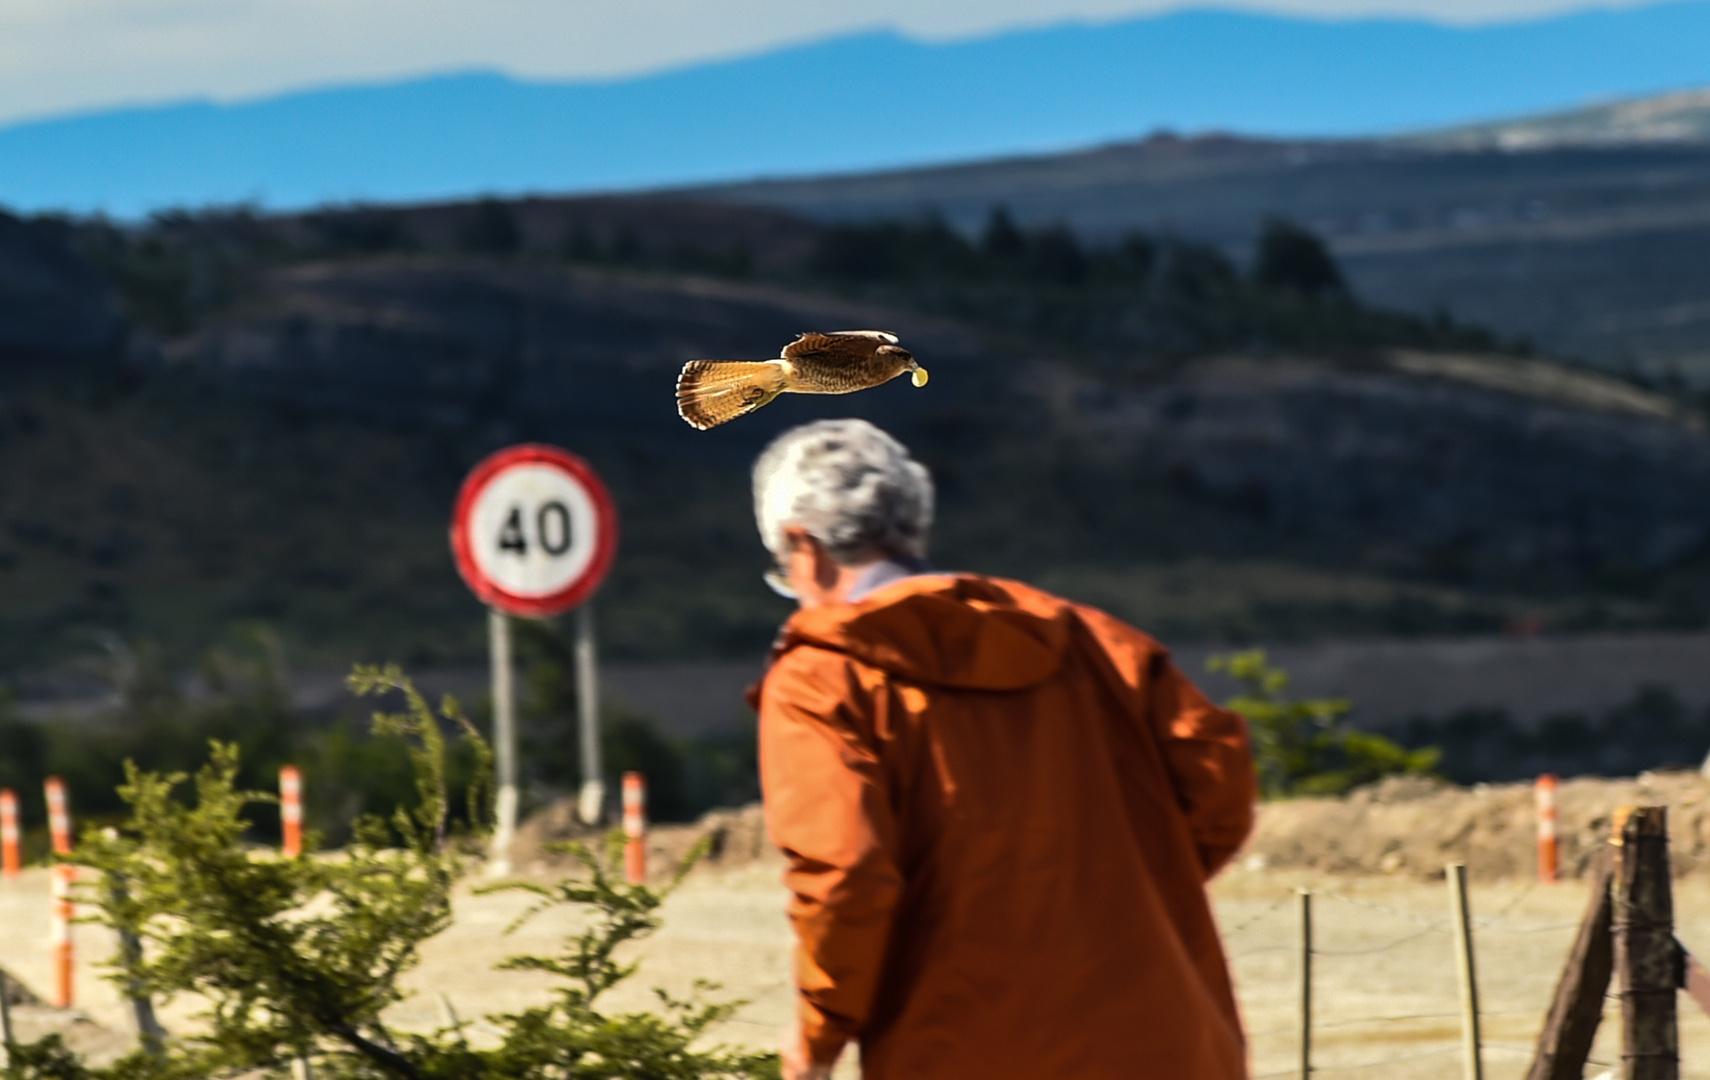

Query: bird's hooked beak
[{"left": 910, "top": 360, "right": 930, "bottom": 387}]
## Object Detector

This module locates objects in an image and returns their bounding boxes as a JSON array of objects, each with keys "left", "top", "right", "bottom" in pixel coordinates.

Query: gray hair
[{"left": 752, "top": 419, "right": 934, "bottom": 565}]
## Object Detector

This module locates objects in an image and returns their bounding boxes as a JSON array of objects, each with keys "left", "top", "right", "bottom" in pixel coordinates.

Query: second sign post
[{"left": 451, "top": 444, "right": 618, "bottom": 874}]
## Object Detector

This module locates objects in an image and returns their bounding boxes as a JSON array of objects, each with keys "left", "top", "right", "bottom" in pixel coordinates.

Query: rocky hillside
[
  {"left": 3, "top": 195, "right": 1710, "bottom": 677},
  {"left": 1038, "top": 351, "right": 1710, "bottom": 574},
  {"left": 137, "top": 239, "right": 1710, "bottom": 586},
  {"left": 159, "top": 258, "right": 981, "bottom": 434}
]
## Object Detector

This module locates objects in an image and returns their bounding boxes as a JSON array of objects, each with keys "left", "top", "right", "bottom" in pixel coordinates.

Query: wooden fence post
[
  {"left": 1448, "top": 863, "right": 1485, "bottom": 1080},
  {"left": 1298, "top": 887, "right": 1312, "bottom": 1080},
  {"left": 1612, "top": 805, "right": 1677, "bottom": 1080},
  {"left": 1525, "top": 848, "right": 1615, "bottom": 1080}
]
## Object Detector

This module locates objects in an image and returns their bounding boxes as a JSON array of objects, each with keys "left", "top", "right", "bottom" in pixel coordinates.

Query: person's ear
[
  {"left": 811, "top": 538, "right": 840, "bottom": 591},
  {"left": 781, "top": 526, "right": 841, "bottom": 606},
  {"left": 780, "top": 526, "right": 819, "bottom": 595},
  {"left": 782, "top": 526, "right": 815, "bottom": 563}
]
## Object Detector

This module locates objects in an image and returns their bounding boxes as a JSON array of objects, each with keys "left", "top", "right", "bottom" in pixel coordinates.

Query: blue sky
[
  {"left": 7, "top": 1, "right": 1706, "bottom": 217},
  {"left": 0, "top": 0, "right": 1663, "bottom": 125}
]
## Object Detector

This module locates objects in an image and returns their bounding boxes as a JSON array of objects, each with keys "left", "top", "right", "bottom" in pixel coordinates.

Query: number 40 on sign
[{"left": 452, "top": 444, "right": 617, "bottom": 617}]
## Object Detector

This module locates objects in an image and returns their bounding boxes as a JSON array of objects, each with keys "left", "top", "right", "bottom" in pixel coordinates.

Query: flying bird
[{"left": 676, "top": 330, "right": 929, "bottom": 430}]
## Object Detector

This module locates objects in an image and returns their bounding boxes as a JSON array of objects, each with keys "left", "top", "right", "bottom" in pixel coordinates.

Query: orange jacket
[{"left": 756, "top": 574, "right": 1255, "bottom": 1079}]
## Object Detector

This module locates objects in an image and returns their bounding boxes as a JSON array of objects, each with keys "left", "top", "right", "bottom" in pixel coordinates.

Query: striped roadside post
[
  {"left": 0, "top": 789, "right": 19, "bottom": 880},
  {"left": 44, "top": 777, "right": 74, "bottom": 1008},
  {"left": 1536, "top": 774, "right": 1559, "bottom": 883},
  {"left": 623, "top": 772, "right": 647, "bottom": 885},
  {"left": 280, "top": 766, "right": 304, "bottom": 858}
]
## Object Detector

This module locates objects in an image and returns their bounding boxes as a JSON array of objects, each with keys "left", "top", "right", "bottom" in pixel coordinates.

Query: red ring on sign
[{"left": 450, "top": 444, "right": 619, "bottom": 618}]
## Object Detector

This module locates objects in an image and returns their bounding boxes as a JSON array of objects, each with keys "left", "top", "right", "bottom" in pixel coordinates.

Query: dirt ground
[{"left": 8, "top": 775, "right": 1710, "bottom": 1077}]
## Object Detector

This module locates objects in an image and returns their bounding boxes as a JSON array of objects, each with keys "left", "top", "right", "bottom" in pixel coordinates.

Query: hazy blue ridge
[{"left": 5, "top": 2, "right": 1710, "bottom": 217}]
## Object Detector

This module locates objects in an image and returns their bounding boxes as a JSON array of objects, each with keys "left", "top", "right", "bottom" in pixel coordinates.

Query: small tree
[
  {"left": 1252, "top": 217, "right": 1345, "bottom": 298},
  {"left": 1209, "top": 650, "right": 1438, "bottom": 798},
  {"left": 69, "top": 664, "right": 487, "bottom": 1080}
]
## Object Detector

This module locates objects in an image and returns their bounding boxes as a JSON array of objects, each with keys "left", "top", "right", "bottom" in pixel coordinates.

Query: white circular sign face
[{"left": 466, "top": 463, "right": 600, "bottom": 599}]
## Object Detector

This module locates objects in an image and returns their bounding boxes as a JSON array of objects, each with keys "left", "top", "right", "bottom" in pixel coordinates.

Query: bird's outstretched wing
[
  {"left": 826, "top": 329, "right": 899, "bottom": 343},
  {"left": 781, "top": 330, "right": 897, "bottom": 365}
]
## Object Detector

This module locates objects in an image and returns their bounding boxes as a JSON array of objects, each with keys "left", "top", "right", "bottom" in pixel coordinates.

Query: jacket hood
[{"left": 776, "top": 574, "right": 1072, "bottom": 691}]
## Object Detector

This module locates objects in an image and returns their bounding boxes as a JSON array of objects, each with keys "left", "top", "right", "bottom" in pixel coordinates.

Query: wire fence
[{"left": 1220, "top": 866, "right": 1603, "bottom": 1080}]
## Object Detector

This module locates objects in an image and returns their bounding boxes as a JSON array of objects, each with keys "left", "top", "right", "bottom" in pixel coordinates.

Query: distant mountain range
[
  {"left": 1408, "top": 86, "right": 1710, "bottom": 150},
  {"left": 6, "top": 2, "right": 1710, "bottom": 217}
]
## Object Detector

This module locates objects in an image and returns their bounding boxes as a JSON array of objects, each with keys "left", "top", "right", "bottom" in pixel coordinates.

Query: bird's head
[{"left": 881, "top": 344, "right": 929, "bottom": 387}]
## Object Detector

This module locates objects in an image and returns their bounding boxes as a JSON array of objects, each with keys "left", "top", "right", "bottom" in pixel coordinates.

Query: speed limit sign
[{"left": 450, "top": 444, "right": 617, "bottom": 618}]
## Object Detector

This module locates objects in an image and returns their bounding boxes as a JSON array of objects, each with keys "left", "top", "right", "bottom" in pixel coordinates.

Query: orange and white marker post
[
  {"left": 280, "top": 765, "right": 303, "bottom": 858},
  {"left": 44, "top": 777, "right": 74, "bottom": 1008},
  {"left": 1536, "top": 773, "right": 1559, "bottom": 883},
  {"left": 623, "top": 772, "right": 647, "bottom": 885},
  {"left": 1, "top": 789, "right": 19, "bottom": 880}
]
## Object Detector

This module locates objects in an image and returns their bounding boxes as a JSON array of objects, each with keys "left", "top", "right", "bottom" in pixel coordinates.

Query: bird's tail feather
[{"left": 676, "top": 360, "right": 787, "bottom": 429}]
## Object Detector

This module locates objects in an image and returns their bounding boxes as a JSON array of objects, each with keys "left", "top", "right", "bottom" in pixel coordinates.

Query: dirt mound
[
  {"left": 515, "top": 771, "right": 1710, "bottom": 885},
  {"left": 511, "top": 800, "right": 778, "bottom": 878},
  {"left": 1244, "top": 770, "right": 1710, "bottom": 881}
]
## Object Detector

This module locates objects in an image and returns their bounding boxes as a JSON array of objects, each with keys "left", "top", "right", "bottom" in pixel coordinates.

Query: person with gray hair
[
  {"left": 747, "top": 418, "right": 1257, "bottom": 1080},
  {"left": 752, "top": 419, "right": 933, "bottom": 605}
]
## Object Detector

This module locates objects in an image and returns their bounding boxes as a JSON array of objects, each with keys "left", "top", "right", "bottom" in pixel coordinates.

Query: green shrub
[
  {"left": 5, "top": 666, "right": 776, "bottom": 1080},
  {"left": 1209, "top": 649, "right": 1439, "bottom": 798}
]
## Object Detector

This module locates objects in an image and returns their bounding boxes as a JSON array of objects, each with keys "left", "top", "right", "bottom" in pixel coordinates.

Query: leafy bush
[
  {"left": 1210, "top": 649, "right": 1439, "bottom": 798},
  {"left": 5, "top": 666, "right": 777, "bottom": 1080}
]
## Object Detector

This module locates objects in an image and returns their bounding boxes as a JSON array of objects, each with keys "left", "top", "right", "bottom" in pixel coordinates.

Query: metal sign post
[
  {"left": 450, "top": 445, "right": 618, "bottom": 874},
  {"left": 489, "top": 609, "right": 518, "bottom": 874},
  {"left": 574, "top": 602, "right": 603, "bottom": 825}
]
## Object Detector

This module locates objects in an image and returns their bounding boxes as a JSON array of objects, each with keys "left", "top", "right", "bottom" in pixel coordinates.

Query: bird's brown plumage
[{"left": 676, "top": 330, "right": 928, "bottom": 429}]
